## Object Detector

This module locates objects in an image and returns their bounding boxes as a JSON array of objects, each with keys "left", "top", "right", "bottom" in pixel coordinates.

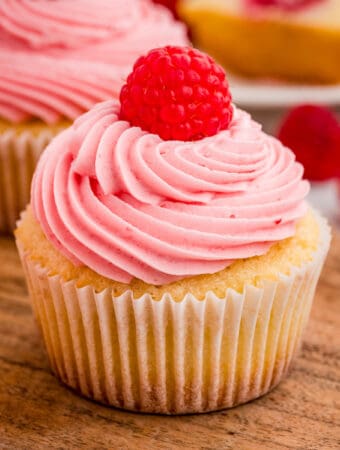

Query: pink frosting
[
  {"left": 0, "top": 0, "right": 188, "bottom": 123},
  {"left": 32, "top": 100, "right": 309, "bottom": 285}
]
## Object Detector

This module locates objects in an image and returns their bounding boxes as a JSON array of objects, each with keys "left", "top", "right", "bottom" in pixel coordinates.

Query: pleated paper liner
[
  {"left": 0, "top": 129, "right": 56, "bottom": 233},
  {"left": 16, "top": 215, "right": 330, "bottom": 414}
]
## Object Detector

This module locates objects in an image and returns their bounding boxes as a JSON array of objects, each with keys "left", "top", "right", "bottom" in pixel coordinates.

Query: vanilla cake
[{"left": 179, "top": 0, "right": 340, "bottom": 83}]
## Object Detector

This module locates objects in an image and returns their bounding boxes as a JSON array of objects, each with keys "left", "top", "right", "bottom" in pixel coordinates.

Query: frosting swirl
[
  {"left": 32, "top": 100, "right": 310, "bottom": 285},
  {"left": 0, "top": 0, "right": 188, "bottom": 123}
]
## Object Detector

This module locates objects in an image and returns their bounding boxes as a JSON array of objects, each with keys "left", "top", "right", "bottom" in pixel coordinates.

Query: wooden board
[{"left": 0, "top": 234, "right": 339, "bottom": 450}]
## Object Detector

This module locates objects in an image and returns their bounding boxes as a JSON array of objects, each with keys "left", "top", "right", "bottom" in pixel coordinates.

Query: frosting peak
[{"left": 32, "top": 100, "right": 309, "bottom": 285}]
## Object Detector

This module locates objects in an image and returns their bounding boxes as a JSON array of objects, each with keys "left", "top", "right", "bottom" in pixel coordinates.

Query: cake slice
[{"left": 178, "top": 0, "right": 340, "bottom": 83}]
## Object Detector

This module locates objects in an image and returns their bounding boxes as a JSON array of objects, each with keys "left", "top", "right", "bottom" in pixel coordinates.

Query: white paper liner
[
  {"left": 16, "top": 214, "right": 330, "bottom": 414},
  {"left": 0, "top": 129, "right": 56, "bottom": 233}
]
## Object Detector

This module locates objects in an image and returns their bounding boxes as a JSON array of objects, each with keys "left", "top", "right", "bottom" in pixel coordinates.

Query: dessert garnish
[
  {"left": 249, "top": 0, "right": 324, "bottom": 11},
  {"left": 119, "top": 46, "right": 233, "bottom": 141},
  {"left": 278, "top": 104, "right": 340, "bottom": 181}
]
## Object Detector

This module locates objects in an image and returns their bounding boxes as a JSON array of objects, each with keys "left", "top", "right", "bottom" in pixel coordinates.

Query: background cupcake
[
  {"left": 0, "top": 0, "right": 188, "bottom": 232},
  {"left": 16, "top": 46, "right": 330, "bottom": 414},
  {"left": 178, "top": 0, "right": 340, "bottom": 83}
]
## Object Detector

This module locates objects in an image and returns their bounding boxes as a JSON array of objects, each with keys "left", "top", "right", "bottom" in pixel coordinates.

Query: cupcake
[
  {"left": 178, "top": 0, "right": 340, "bottom": 83},
  {"left": 0, "top": 0, "right": 188, "bottom": 233},
  {"left": 16, "top": 46, "right": 330, "bottom": 414}
]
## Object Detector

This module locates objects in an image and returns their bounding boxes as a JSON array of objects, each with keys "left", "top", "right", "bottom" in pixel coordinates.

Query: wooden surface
[{"left": 0, "top": 234, "right": 339, "bottom": 450}]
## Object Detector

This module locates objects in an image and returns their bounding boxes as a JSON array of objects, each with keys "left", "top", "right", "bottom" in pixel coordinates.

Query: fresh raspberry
[
  {"left": 277, "top": 105, "right": 340, "bottom": 181},
  {"left": 249, "top": 0, "right": 324, "bottom": 11},
  {"left": 119, "top": 46, "right": 233, "bottom": 141}
]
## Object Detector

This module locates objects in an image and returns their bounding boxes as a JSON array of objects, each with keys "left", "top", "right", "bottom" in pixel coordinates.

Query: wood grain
[{"left": 0, "top": 235, "right": 339, "bottom": 450}]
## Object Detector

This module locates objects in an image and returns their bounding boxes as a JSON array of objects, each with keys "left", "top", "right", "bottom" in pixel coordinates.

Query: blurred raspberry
[
  {"left": 120, "top": 46, "right": 233, "bottom": 141},
  {"left": 278, "top": 104, "right": 340, "bottom": 181},
  {"left": 249, "top": 0, "right": 323, "bottom": 11}
]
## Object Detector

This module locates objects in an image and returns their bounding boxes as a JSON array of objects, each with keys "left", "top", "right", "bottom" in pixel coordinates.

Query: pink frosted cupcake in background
[
  {"left": 16, "top": 46, "right": 330, "bottom": 414},
  {"left": 0, "top": 0, "right": 188, "bottom": 233}
]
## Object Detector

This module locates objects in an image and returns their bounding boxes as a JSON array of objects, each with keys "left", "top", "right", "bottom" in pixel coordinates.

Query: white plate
[{"left": 229, "top": 76, "right": 340, "bottom": 109}]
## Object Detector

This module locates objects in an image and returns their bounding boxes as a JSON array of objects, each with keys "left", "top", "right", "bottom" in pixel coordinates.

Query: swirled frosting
[
  {"left": 32, "top": 100, "right": 310, "bottom": 285},
  {"left": 0, "top": 0, "right": 188, "bottom": 123}
]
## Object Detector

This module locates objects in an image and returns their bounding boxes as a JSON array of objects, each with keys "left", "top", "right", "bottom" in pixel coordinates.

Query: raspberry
[
  {"left": 277, "top": 105, "right": 340, "bottom": 181},
  {"left": 119, "top": 46, "right": 233, "bottom": 141},
  {"left": 249, "top": 0, "right": 323, "bottom": 11}
]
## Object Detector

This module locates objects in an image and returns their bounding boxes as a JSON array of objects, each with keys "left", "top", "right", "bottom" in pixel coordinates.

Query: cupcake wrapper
[
  {"left": 0, "top": 129, "right": 55, "bottom": 233},
  {"left": 16, "top": 216, "right": 330, "bottom": 414}
]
